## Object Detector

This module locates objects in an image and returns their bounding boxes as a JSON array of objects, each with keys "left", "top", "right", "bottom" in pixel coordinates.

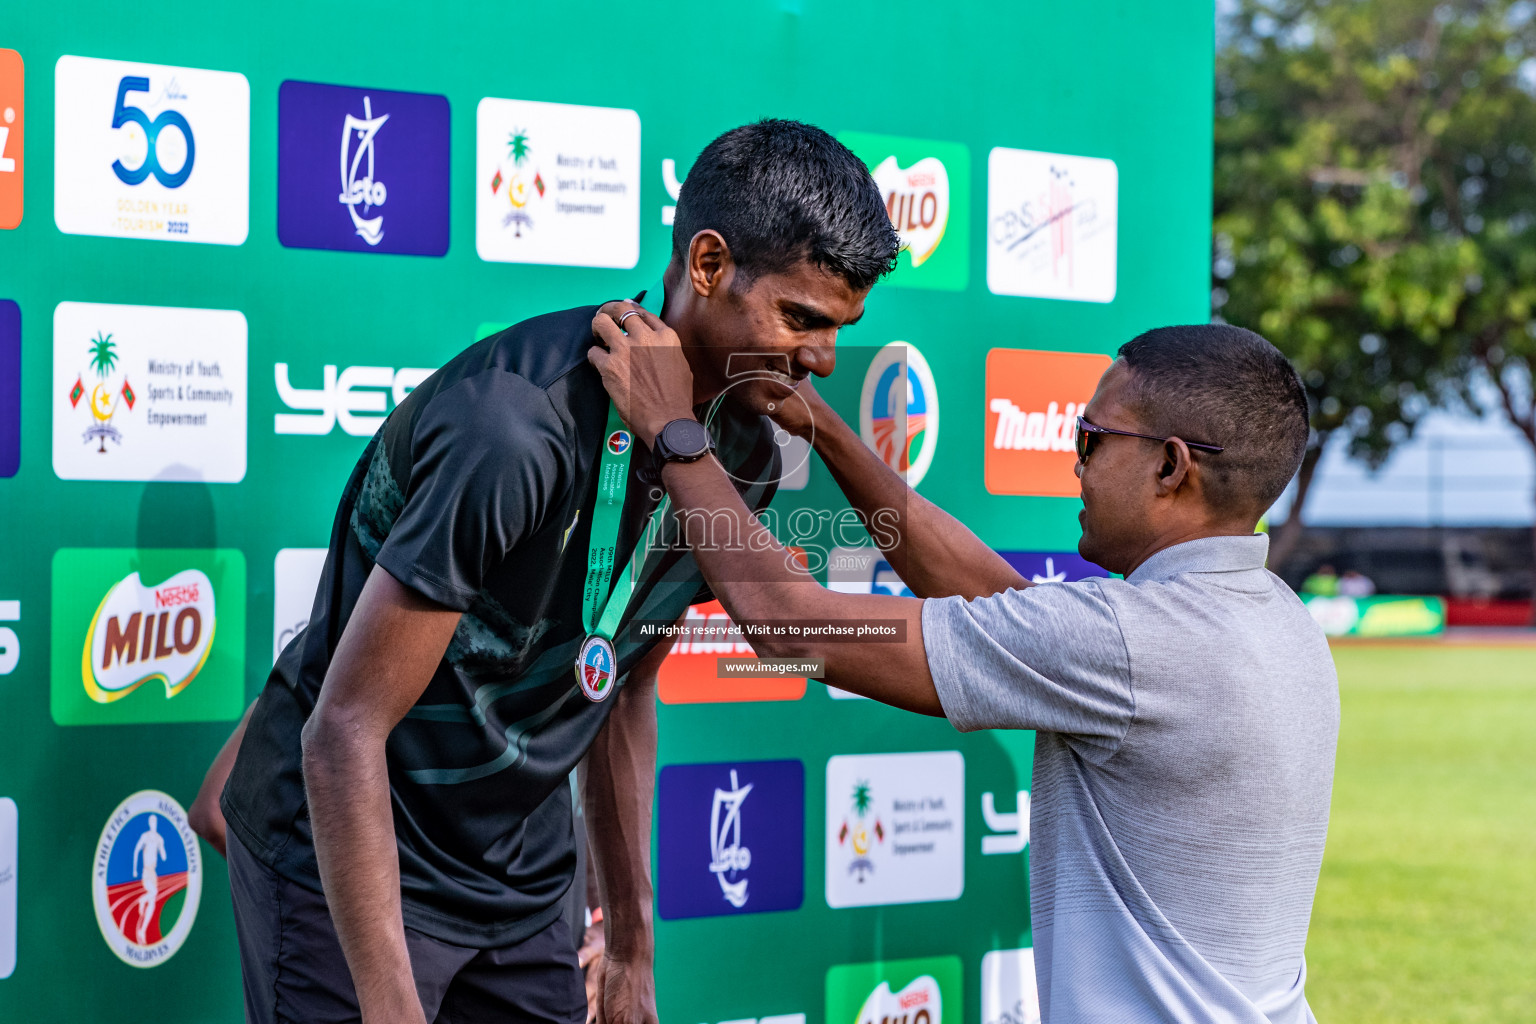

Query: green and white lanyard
[{"left": 573, "top": 285, "right": 670, "bottom": 701}]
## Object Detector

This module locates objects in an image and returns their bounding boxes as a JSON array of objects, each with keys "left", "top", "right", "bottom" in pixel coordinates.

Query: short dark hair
[
  {"left": 1117, "top": 324, "right": 1309, "bottom": 517},
  {"left": 672, "top": 119, "right": 900, "bottom": 291}
]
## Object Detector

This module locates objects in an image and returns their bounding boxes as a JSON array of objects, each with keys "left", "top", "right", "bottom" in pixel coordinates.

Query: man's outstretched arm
[
  {"left": 302, "top": 567, "right": 462, "bottom": 1024},
  {"left": 779, "top": 377, "right": 1029, "bottom": 601}
]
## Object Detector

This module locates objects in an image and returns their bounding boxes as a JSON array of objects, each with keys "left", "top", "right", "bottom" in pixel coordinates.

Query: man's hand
[
  {"left": 589, "top": 301, "right": 696, "bottom": 444},
  {"left": 766, "top": 372, "right": 828, "bottom": 441},
  {"left": 579, "top": 916, "right": 606, "bottom": 1024},
  {"left": 594, "top": 955, "right": 659, "bottom": 1024}
]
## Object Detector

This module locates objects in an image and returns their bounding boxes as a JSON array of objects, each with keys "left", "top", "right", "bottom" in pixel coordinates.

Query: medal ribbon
[{"left": 579, "top": 284, "right": 670, "bottom": 647}]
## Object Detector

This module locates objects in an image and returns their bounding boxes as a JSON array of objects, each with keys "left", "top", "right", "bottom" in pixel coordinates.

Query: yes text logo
[
  {"left": 0, "top": 798, "right": 13, "bottom": 979},
  {"left": 51, "top": 548, "right": 246, "bottom": 726},
  {"left": 657, "top": 600, "right": 808, "bottom": 704},
  {"left": 860, "top": 343, "right": 939, "bottom": 488},
  {"left": 476, "top": 97, "right": 639, "bottom": 268},
  {"left": 825, "top": 751, "right": 963, "bottom": 908},
  {"left": 984, "top": 349, "right": 1110, "bottom": 497},
  {"left": 657, "top": 760, "right": 804, "bottom": 920},
  {"left": 275, "top": 362, "right": 433, "bottom": 436},
  {"left": 278, "top": 81, "right": 450, "bottom": 256},
  {"left": 52, "top": 302, "right": 248, "bottom": 482},
  {"left": 839, "top": 133, "right": 970, "bottom": 290},
  {"left": 54, "top": 56, "right": 249, "bottom": 245},
  {"left": 980, "top": 790, "right": 1029, "bottom": 855},
  {"left": 826, "top": 957, "right": 962, "bottom": 1024},
  {"left": 987, "top": 147, "right": 1117, "bottom": 302},
  {"left": 981, "top": 949, "right": 1041, "bottom": 1024},
  {"left": 0, "top": 299, "right": 18, "bottom": 477},
  {"left": 0, "top": 49, "right": 24, "bottom": 229},
  {"left": 92, "top": 791, "right": 201, "bottom": 968}
]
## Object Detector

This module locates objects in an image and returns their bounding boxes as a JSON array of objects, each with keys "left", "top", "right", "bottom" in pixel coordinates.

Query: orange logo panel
[
  {"left": 656, "top": 600, "right": 807, "bottom": 705},
  {"left": 984, "top": 348, "right": 1111, "bottom": 497},
  {"left": 0, "top": 49, "right": 21, "bottom": 230}
]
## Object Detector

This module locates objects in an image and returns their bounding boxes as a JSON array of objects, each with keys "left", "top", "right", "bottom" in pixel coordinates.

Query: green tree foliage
[{"left": 1216, "top": 0, "right": 1536, "bottom": 572}]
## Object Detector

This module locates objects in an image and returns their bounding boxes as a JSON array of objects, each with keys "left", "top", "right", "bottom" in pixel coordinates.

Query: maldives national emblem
[
  {"left": 92, "top": 790, "right": 202, "bottom": 968},
  {"left": 67, "top": 331, "right": 136, "bottom": 453},
  {"left": 836, "top": 778, "right": 884, "bottom": 883}
]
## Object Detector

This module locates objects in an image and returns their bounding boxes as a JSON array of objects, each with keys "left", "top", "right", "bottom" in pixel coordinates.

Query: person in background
[
  {"left": 1300, "top": 563, "right": 1340, "bottom": 597},
  {"left": 1338, "top": 570, "right": 1377, "bottom": 598}
]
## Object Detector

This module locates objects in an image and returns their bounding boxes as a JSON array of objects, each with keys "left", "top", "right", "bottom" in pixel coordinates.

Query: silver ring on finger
[{"left": 617, "top": 309, "right": 644, "bottom": 329}]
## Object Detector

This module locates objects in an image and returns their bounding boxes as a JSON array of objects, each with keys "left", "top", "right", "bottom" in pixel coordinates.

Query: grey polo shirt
[{"left": 923, "top": 535, "right": 1338, "bottom": 1024}]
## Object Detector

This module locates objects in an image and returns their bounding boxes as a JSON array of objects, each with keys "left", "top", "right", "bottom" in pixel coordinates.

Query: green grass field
[{"left": 1307, "top": 644, "right": 1536, "bottom": 1023}]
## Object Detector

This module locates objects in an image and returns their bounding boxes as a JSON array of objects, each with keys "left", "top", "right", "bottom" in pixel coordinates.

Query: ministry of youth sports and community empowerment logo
[
  {"left": 860, "top": 342, "right": 939, "bottom": 488},
  {"left": 93, "top": 791, "right": 202, "bottom": 967}
]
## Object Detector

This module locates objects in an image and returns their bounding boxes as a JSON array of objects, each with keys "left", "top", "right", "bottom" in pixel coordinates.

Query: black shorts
[{"left": 228, "top": 834, "right": 585, "bottom": 1024}]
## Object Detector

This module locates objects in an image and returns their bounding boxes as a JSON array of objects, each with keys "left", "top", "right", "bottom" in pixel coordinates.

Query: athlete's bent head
[{"left": 661, "top": 119, "right": 900, "bottom": 416}]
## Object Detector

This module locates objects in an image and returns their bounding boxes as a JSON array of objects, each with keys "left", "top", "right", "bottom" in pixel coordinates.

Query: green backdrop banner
[{"left": 0, "top": 3, "right": 1212, "bottom": 1021}]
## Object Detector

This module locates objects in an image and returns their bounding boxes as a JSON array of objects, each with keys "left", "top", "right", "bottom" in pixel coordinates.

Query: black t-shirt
[{"left": 223, "top": 301, "right": 780, "bottom": 946}]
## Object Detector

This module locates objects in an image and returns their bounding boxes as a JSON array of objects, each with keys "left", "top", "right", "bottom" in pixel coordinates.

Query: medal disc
[{"left": 576, "top": 635, "right": 617, "bottom": 702}]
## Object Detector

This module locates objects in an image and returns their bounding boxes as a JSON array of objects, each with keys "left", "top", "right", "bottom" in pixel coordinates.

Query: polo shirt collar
[{"left": 1126, "top": 534, "right": 1270, "bottom": 584}]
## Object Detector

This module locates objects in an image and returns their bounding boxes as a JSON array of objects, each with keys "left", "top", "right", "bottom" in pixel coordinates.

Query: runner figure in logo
[
  {"left": 606, "top": 429, "right": 632, "bottom": 455},
  {"left": 576, "top": 634, "right": 616, "bottom": 702},
  {"left": 93, "top": 790, "right": 202, "bottom": 967}
]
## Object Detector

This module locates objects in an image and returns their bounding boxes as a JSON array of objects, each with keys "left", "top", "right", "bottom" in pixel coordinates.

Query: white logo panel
[
  {"left": 54, "top": 56, "right": 249, "bottom": 245},
  {"left": 0, "top": 797, "right": 15, "bottom": 979},
  {"left": 981, "top": 948, "right": 1041, "bottom": 1024},
  {"left": 987, "top": 148, "right": 1117, "bottom": 303},
  {"left": 475, "top": 97, "right": 639, "bottom": 268},
  {"left": 274, "top": 363, "right": 433, "bottom": 437},
  {"left": 273, "top": 548, "right": 326, "bottom": 664},
  {"left": 825, "top": 751, "right": 964, "bottom": 908},
  {"left": 52, "top": 302, "right": 248, "bottom": 483}
]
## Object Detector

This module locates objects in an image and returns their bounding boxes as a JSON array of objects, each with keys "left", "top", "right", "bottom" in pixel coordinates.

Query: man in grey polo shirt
[{"left": 588, "top": 314, "right": 1338, "bottom": 1023}]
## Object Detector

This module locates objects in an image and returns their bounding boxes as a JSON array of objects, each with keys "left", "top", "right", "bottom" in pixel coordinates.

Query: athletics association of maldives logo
[
  {"left": 93, "top": 790, "right": 202, "bottom": 968},
  {"left": 577, "top": 635, "right": 615, "bottom": 702},
  {"left": 83, "top": 567, "right": 215, "bottom": 704},
  {"left": 606, "top": 428, "right": 632, "bottom": 455},
  {"left": 860, "top": 342, "right": 939, "bottom": 488}
]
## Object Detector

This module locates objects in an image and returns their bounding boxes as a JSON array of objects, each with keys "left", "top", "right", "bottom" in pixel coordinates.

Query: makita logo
[{"left": 988, "top": 399, "right": 1080, "bottom": 452}]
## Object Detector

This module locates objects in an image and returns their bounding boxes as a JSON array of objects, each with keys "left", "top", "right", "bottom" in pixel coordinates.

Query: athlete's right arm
[{"left": 301, "top": 566, "right": 462, "bottom": 1024}]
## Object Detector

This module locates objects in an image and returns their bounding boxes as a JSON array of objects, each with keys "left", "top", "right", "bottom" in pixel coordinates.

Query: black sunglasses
[{"left": 1074, "top": 415, "right": 1225, "bottom": 463}]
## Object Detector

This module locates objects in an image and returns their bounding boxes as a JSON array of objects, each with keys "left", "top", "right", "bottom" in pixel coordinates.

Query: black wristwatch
[{"left": 652, "top": 418, "right": 715, "bottom": 472}]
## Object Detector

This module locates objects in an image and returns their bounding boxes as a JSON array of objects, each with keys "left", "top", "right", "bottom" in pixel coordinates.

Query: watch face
[{"left": 664, "top": 419, "right": 710, "bottom": 457}]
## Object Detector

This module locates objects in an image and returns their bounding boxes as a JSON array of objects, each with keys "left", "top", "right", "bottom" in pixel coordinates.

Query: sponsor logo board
[
  {"left": 984, "top": 348, "right": 1109, "bottom": 497},
  {"left": 0, "top": 797, "right": 14, "bottom": 979},
  {"left": 981, "top": 948, "right": 1041, "bottom": 1024},
  {"left": 475, "top": 97, "right": 639, "bottom": 268},
  {"left": 54, "top": 55, "right": 249, "bottom": 245},
  {"left": 0, "top": 49, "right": 23, "bottom": 229},
  {"left": 826, "top": 956, "right": 962, "bottom": 1024},
  {"left": 0, "top": 600, "right": 17, "bottom": 676},
  {"left": 826, "top": 751, "right": 963, "bottom": 907},
  {"left": 0, "top": 299, "right": 17, "bottom": 477},
  {"left": 274, "top": 362, "right": 432, "bottom": 436},
  {"left": 980, "top": 790, "right": 1029, "bottom": 855},
  {"left": 657, "top": 600, "right": 808, "bottom": 704},
  {"left": 52, "top": 302, "right": 248, "bottom": 482},
  {"left": 50, "top": 548, "right": 246, "bottom": 725},
  {"left": 657, "top": 759, "right": 804, "bottom": 919},
  {"left": 987, "top": 148, "right": 1117, "bottom": 302},
  {"left": 839, "top": 133, "right": 970, "bottom": 291},
  {"left": 273, "top": 547, "right": 326, "bottom": 663},
  {"left": 825, "top": 546, "right": 911, "bottom": 700},
  {"left": 277, "top": 80, "right": 450, "bottom": 256},
  {"left": 92, "top": 790, "right": 201, "bottom": 968},
  {"left": 998, "top": 551, "right": 1106, "bottom": 583},
  {"left": 860, "top": 343, "right": 939, "bottom": 489}
]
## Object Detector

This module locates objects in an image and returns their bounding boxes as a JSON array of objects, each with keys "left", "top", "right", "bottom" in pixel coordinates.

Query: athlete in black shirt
[{"left": 193, "top": 120, "right": 899, "bottom": 1024}]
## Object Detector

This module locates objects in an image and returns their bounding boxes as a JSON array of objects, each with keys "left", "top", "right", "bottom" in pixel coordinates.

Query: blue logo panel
[
  {"left": 657, "top": 759, "right": 804, "bottom": 920},
  {"left": 278, "top": 80, "right": 449, "bottom": 256},
  {"left": 999, "top": 550, "right": 1108, "bottom": 583},
  {"left": 0, "top": 300, "right": 17, "bottom": 477}
]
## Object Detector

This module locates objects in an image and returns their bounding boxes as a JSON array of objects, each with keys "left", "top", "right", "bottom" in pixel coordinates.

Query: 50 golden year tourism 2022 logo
[{"left": 51, "top": 549, "right": 246, "bottom": 726}]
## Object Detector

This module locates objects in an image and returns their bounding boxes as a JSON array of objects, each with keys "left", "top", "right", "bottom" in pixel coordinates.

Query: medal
[{"left": 577, "top": 634, "right": 618, "bottom": 702}]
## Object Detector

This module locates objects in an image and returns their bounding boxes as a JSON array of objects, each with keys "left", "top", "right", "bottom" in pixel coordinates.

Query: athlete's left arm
[{"left": 582, "top": 635, "right": 667, "bottom": 1024}]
